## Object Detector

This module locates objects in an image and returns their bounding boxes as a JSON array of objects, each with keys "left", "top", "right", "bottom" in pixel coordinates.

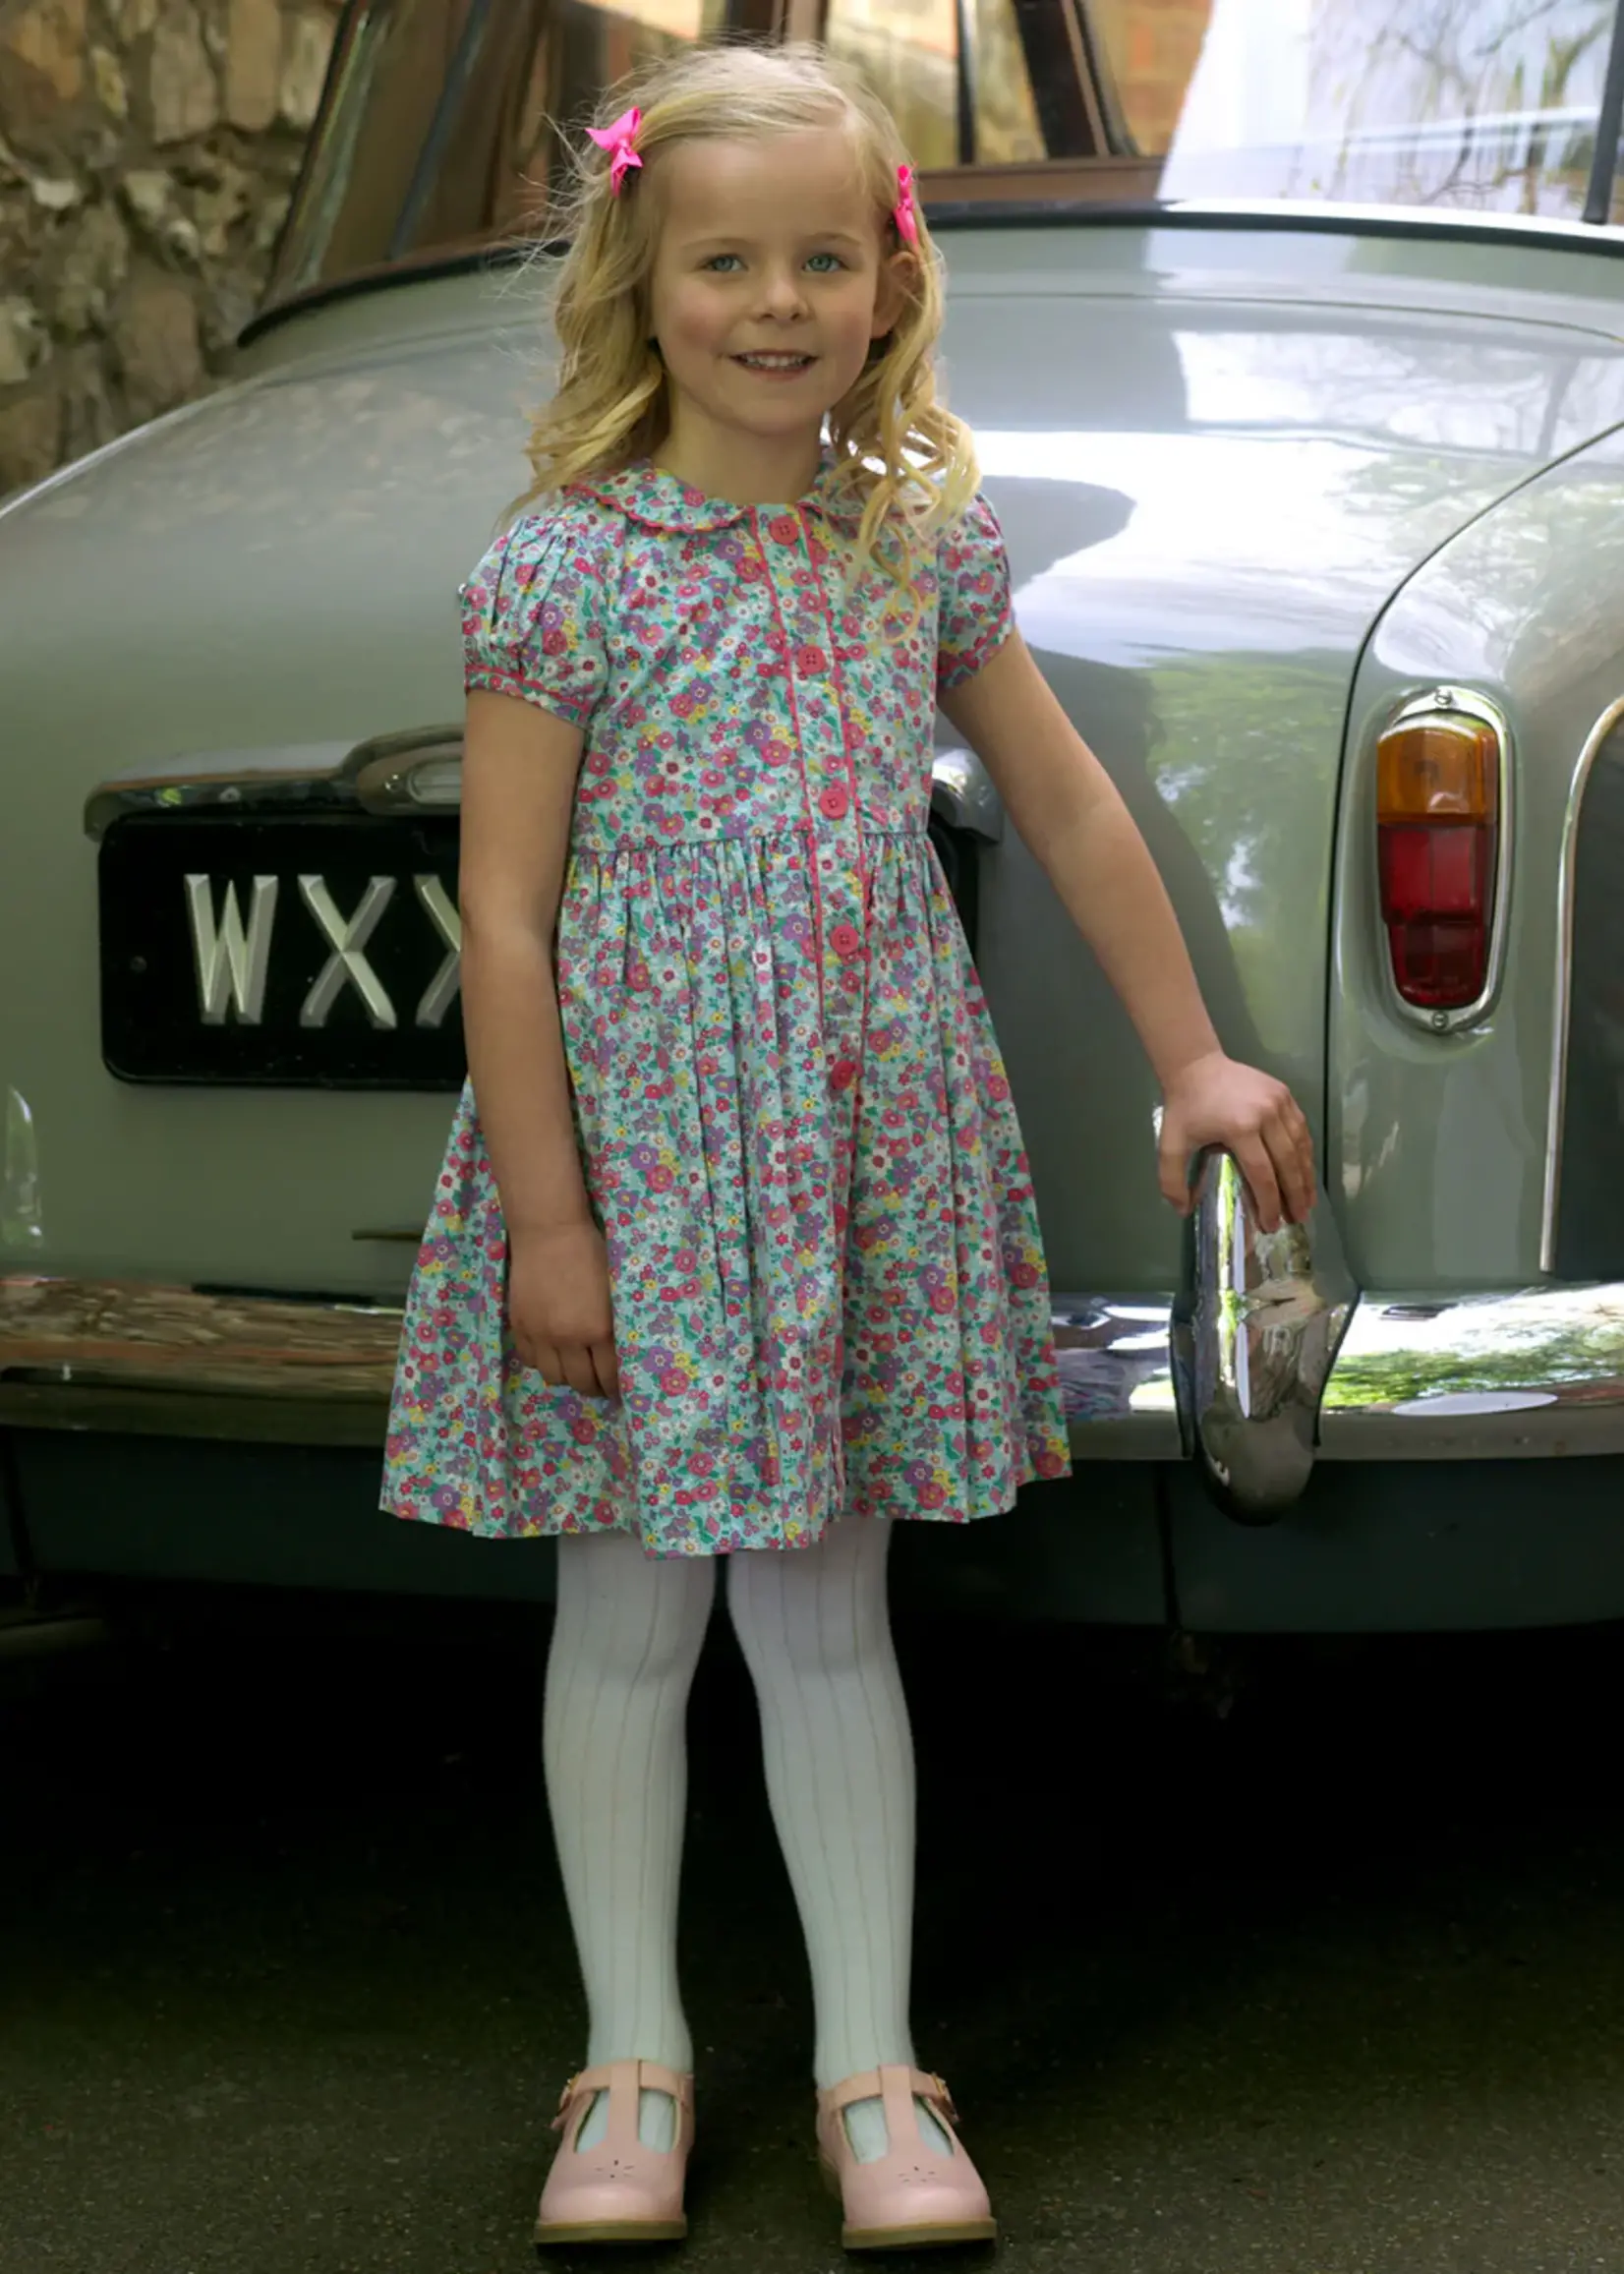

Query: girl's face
[{"left": 647, "top": 125, "right": 910, "bottom": 460}]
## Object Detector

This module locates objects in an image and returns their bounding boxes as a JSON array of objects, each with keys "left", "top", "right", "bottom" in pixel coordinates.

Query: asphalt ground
[{"left": 5, "top": 1587, "right": 1624, "bottom": 2273}]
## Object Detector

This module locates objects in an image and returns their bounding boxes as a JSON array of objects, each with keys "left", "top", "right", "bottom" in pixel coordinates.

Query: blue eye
[
  {"left": 704, "top": 254, "right": 743, "bottom": 272},
  {"left": 807, "top": 252, "right": 845, "bottom": 273}
]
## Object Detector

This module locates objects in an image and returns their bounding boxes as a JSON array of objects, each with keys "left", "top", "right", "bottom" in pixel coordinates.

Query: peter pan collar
[{"left": 573, "top": 455, "right": 867, "bottom": 535}]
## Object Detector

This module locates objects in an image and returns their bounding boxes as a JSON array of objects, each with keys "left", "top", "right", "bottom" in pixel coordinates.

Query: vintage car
[{"left": 5, "top": 0, "right": 1624, "bottom": 1632}]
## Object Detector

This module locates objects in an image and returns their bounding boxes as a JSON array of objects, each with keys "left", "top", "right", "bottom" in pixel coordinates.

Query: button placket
[
  {"left": 766, "top": 510, "right": 871, "bottom": 1108},
  {"left": 804, "top": 652, "right": 866, "bottom": 1092}
]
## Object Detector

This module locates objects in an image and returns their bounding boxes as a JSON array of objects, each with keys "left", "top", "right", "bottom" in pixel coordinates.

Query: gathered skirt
[{"left": 380, "top": 826, "right": 1071, "bottom": 1555}]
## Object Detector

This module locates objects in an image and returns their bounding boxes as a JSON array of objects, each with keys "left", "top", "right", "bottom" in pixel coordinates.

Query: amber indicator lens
[
  {"left": 1376, "top": 718, "right": 1499, "bottom": 823},
  {"left": 1375, "top": 711, "right": 1502, "bottom": 1013}
]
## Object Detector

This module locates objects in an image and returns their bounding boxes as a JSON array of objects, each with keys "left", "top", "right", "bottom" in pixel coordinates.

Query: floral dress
[{"left": 381, "top": 458, "right": 1072, "bottom": 1556}]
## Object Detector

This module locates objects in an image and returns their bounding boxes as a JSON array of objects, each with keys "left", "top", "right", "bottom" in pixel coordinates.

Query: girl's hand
[
  {"left": 1157, "top": 1051, "right": 1317, "bottom": 1232},
  {"left": 508, "top": 1220, "right": 620, "bottom": 1400}
]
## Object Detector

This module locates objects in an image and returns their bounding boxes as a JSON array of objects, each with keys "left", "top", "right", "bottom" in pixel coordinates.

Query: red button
[
  {"left": 830, "top": 923, "right": 862, "bottom": 959},
  {"left": 819, "top": 786, "right": 849, "bottom": 820},
  {"left": 830, "top": 1058, "right": 858, "bottom": 1092}
]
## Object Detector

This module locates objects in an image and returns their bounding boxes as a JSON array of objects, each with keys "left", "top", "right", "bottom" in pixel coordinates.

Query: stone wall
[
  {"left": 0, "top": 0, "right": 343, "bottom": 498},
  {"left": 0, "top": 0, "right": 1218, "bottom": 502}
]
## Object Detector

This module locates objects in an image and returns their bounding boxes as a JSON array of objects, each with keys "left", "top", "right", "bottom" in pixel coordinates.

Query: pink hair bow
[
  {"left": 589, "top": 104, "right": 644, "bottom": 196},
  {"left": 894, "top": 164, "right": 919, "bottom": 247}
]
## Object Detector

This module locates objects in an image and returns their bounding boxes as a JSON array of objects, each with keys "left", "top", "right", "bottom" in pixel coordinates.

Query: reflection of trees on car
[
  {"left": 1162, "top": 0, "right": 1616, "bottom": 217},
  {"left": 1324, "top": 1289, "right": 1624, "bottom": 1409},
  {"left": 1140, "top": 654, "right": 1344, "bottom": 1058}
]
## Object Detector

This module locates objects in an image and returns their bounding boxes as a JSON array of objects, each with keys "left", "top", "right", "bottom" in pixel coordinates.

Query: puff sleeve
[
  {"left": 935, "top": 492, "right": 1015, "bottom": 693},
  {"left": 459, "top": 503, "right": 610, "bottom": 728}
]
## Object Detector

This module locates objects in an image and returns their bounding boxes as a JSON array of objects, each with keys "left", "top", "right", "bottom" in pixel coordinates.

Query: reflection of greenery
[
  {"left": 1323, "top": 1299, "right": 1624, "bottom": 1409},
  {"left": 1328, "top": 1346, "right": 1549, "bottom": 1406},
  {"left": 1142, "top": 653, "right": 1346, "bottom": 1048},
  {"left": 1340, "top": 447, "right": 1504, "bottom": 520},
  {"left": 1345, "top": 447, "right": 1624, "bottom": 677}
]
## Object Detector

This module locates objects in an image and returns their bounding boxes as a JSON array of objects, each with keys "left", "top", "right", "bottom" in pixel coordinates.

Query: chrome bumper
[
  {"left": 0, "top": 1277, "right": 403, "bottom": 1447},
  {"left": 1057, "top": 1152, "right": 1624, "bottom": 1516},
  {"left": 8, "top": 1153, "right": 1624, "bottom": 1514}
]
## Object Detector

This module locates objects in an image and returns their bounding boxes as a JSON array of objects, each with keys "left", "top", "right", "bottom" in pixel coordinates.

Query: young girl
[{"left": 382, "top": 40, "right": 1314, "bottom": 2253}]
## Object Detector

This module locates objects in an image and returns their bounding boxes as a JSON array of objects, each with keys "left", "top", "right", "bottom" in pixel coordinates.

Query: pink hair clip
[
  {"left": 893, "top": 163, "right": 919, "bottom": 247},
  {"left": 589, "top": 104, "right": 644, "bottom": 196}
]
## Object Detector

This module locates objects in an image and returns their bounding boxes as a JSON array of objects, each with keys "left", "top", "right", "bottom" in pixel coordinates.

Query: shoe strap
[
  {"left": 551, "top": 2060, "right": 694, "bottom": 2141},
  {"left": 818, "top": 2064, "right": 959, "bottom": 2129}
]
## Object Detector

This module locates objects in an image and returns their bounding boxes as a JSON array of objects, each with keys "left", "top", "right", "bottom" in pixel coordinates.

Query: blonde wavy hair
[{"left": 513, "top": 41, "right": 978, "bottom": 572}]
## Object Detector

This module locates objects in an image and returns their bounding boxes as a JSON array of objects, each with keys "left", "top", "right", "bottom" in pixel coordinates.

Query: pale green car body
[{"left": 7, "top": 172, "right": 1624, "bottom": 1625}]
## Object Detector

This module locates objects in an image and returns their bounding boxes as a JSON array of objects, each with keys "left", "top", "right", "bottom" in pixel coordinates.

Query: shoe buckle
[
  {"left": 551, "top": 2071, "right": 582, "bottom": 2133},
  {"left": 928, "top": 2072, "right": 960, "bottom": 2128}
]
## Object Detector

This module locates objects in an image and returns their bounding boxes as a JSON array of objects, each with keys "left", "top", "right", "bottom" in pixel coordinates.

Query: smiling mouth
[{"left": 732, "top": 352, "right": 816, "bottom": 373}]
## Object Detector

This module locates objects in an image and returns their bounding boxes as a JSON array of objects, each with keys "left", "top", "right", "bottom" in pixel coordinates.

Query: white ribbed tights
[{"left": 543, "top": 1515, "right": 926, "bottom": 2153}]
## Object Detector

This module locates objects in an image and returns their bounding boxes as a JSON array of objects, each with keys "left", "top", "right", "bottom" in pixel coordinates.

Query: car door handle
[{"left": 930, "top": 746, "right": 1003, "bottom": 843}]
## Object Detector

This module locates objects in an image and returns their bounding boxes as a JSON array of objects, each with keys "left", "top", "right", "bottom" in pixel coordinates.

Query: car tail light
[{"left": 1376, "top": 696, "right": 1506, "bottom": 1016}]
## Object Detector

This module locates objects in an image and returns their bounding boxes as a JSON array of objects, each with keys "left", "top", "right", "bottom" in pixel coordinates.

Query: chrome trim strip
[
  {"left": 1373, "top": 684, "right": 1514, "bottom": 1037},
  {"left": 0, "top": 1273, "right": 1182, "bottom": 1458},
  {"left": 925, "top": 198, "right": 1624, "bottom": 256},
  {"left": 84, "top": 744, "right": 354, "bottom": 840},
  {"left": 10, "top": 1267, "right": 1624, "bottom": 1472},
  {"left": 89, "top": 738, "right": 1004, "bottom": 839},
  {"left": 1540, "top": 694, "right": 1624, "bottom": 1273},
  {"left": 1172, "top": 1151, "right": 1357, "bottom": 1521},
  {"left": 83, "top": 728, "right": 464, "bottom": 840},
  {"left": 354, "top": 737, "right": 464, "bottom": 814},
  {"left": 1157, "top": 198, "right": 1624, "bottom": 249}
]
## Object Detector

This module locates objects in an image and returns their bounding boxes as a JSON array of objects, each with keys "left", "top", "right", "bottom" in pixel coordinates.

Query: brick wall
[{"left": 1098, "top": 0, "right": 1210, "bottom": 151}]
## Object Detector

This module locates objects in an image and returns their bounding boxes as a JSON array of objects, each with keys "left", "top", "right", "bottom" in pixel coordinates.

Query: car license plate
[{"left": 99, "top": 812, "right": 465, "bottom": 1089}]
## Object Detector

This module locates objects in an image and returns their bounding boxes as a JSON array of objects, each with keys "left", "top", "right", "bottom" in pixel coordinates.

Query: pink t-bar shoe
[
  {"left": 534, "top": 2059, "right": 694, "bottom": 2247},
  {"left": 816, "top": 2065, "right": 998, "bottom": 2250}
]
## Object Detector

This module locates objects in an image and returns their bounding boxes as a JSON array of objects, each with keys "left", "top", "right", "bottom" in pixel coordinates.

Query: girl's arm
[
  {"left": 459, "top": 688, "right": 618, "bottom": 1398},
  {"left": 941, "top": 633, "right": 1317, "bottom": 1232}
]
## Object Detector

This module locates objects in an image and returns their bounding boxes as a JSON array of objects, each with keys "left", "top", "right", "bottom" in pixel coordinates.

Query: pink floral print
[{"left": 381, "top": 459, "right": 1072, "bottom": 1555}]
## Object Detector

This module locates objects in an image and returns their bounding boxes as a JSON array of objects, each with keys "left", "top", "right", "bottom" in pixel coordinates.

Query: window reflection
[
  {"left": 271, "top": 0, "right": 728, "bottom": 297},
  {"left": 975, "top": 0, "right": 1047, "bottom": 161},
  {"left": 821, "top": 0, "right": 1046, "bottom": 166},
  {"left": 825, "top": 0, "right": 958, "bottom": 169},
  {"left": 261, "top": 0, "right": 1624, "bottom": 314},
  {"left": 271, "top": 0, "right": 1063, "bottom": 302}
]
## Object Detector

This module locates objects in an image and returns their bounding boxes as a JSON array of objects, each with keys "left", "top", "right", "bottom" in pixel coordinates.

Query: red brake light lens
[{"left": 1375, "top": 712, "right": 1502, "bottom": 1012}]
